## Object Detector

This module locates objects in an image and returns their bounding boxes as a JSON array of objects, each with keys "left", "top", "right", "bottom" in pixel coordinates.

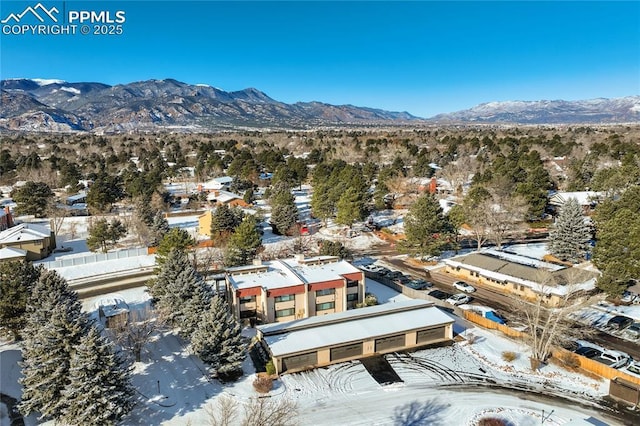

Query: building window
[
  {"left": 346, "top": 279, "right": 358, "bottom": 288},
  {"left": 316, "top": 288, "right": 335, "bottom": 297},
  {"left": 239, "top": 309, "right": 256, "bottom": 319},
  {"left": 239, "top": 296, "right": 256, "bottom": 304},
  {"left": 347, "top": 293, "right": 358, "bottom": 302},
  {"left": 275, "top": 308, "right": 295, "bottom": 318},
  {"left": 275, "top": 294, "right": 295, "bottom": 303},
  {"left": 316, "top": 302, "right": 335, "bottom": 311}
]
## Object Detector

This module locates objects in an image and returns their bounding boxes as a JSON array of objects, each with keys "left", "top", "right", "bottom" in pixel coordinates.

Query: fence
[
  {"left": 38, "top": 247, "right": 149, "bottom": 269},
  {"left": 551, "top": 347, "right": 640, "bottom": 387},
  {"left": 462, "top": 310, "right": 527, "bottom": 339}
]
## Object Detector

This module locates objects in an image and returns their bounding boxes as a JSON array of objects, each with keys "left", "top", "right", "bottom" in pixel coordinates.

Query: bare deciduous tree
[
  {"left": 107, "top": 306, "right": 166, "bottom": 362},
  {"left": 206, "top": 395, "right": 299, "bottom": 426},
  {"left": 438, "top": 153, "right": 477, "bottom": 196}
]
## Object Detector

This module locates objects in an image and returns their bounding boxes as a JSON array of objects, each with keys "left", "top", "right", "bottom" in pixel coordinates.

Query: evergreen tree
[
  {"left": 310, "top": 182, "right": 334, "bottom": 225},
  {"left": 210, "top": 203, "right": 243, "bottom": 242},
  {"left": 190, "top": 296, "right": 247, "bottom": 375},
  {"left": 318, "top": 240, "right": 350, "bottom": 259},
  {"left": 149, "top": 248, "right": 190, "bottom": 303},
  {"left": 225, "top": 215, "right": 263, "bottom": 267},
  {"left": 243, "top": 187, "right": 255, "bottom": 205},
  {"left": 62, "top": 326, "right": 134, "bottom": 426},
  {"left": 0, "top": 261, "right": 41, "bottom": 341},
  {"left": 548, "top": 198, "right": 591, "bottom": 263},
  {"left": 20, "top": 270, "right": 89, "bottom": 420},
  {"left": 87, "top": 218, "right": 128, "bottom": 253},
  {"left": 335, "top": 187, "right": 366, "bottom": 227},
  {"left": 593, "top": 185, "right": 640, "bottom": 296},
  {"left": 150, "top": 210, "right": 170, "bottom": 246},
  {"left": 10, "top": 181, "right": 54, "bottom": 218},
  {"left": 155, "top": 228, "right": 196, "bottom": 265},
  {"left": 269, "top": 184, "right": 298, "bottom": 235},
  {"left": 400, "top": 194, "right": 451, "bottom": 257}
]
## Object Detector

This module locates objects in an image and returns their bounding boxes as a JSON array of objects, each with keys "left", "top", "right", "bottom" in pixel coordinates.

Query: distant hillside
[
  {"left": 0, "top": 78, "right": 420, "bottom": 132},
  {"left": 429, "top": 97, "right": 640, "bottom": 124}
]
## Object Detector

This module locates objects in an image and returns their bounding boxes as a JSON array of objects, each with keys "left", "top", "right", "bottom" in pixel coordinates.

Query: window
[
  {"left": 275, "top": 294, "right": 295, "bottom": 303},
  {"left": 316, "top": 302, "right": 335, "bottom": 311},
  {"left": 346, "top": 279, "right": 358, "bottom": 288},
  {"left": 316, "top": 288, "right": 335, "bottom": 297},
  {"left": 347, "top": 293, "right": 358, "bottom": 302},
  {"left": 239, "top": 309, "right": 256, "bottom": 319},
  {"left": 275, "top": 308, "right": 295, "bottom": 318},
  {"left": 239, "top": 296, "right": 256, "bottom": 304}
]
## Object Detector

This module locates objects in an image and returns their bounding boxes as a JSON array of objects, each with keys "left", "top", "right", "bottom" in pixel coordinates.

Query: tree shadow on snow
[{"left": 391, "top": 399, "right": 449, "bottom": 426}]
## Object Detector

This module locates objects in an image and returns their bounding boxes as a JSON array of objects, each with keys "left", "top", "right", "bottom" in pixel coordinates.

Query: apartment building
[{"left": 225, "top": 255, "right": 365, "bottom": 324}]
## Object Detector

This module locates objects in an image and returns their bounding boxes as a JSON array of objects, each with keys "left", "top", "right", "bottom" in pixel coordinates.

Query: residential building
[
  {"left": 549, "top": 191, "right": 603, "bottom": 215},
  {"left": 0, "top": 223, "right": 56, "bottom": 261},
  {"left": 225, "top": 255, "right": 365, "bottom": 324},
  {"left": 257, "top": 300, "right": 454, "bottom": 374},
  {"left": 443, "top": 249, "right": 598, "bottom": 307},
  {"left": 0, "top": 246, "right": 27, "bottom": 262},
  {"left": 200, "top": 176, "right": 233, "bottom": 191},
  {"left": 0, "top": 207, "right": 13, "bottom": 231}
]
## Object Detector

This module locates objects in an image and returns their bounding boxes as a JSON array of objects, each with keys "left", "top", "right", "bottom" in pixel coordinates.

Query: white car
[
  {"left": 597, "top": 350, "right": 631, "bottom": 369},
  {"left": 446, "top": 293, "right": 471, "bottom": 306},
  {"left": 453, "top": 281, "right": 476, "bottom": 293}
]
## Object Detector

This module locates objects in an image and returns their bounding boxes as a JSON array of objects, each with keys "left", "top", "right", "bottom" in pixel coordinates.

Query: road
[{"left": 366, "top": 243, "right": 640, "bottom": 361}]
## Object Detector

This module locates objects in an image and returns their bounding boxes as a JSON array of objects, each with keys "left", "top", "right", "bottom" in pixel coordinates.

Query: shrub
[
  {"left": 466, "top": 333, "right": 477, "bottom": 345},
  {"left": 265, "top": 359, "right": 276, "bottom": 376},
  {"left": 501, "top": 351, "right": 517, "bottom": 362},
  {"left": 477, "top": 417, "right": 508, "bottom": 426},
  {"left": 253, "top": 376, "right": 273, "bottom": 393},
  {"left": 558, "top": 351, "right": 580, "bottom": 369}
]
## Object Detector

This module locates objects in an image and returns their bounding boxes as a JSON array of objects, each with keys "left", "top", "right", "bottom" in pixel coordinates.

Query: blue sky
[{"left": 1, "top": 1, "right": 639, "bottom": 117}]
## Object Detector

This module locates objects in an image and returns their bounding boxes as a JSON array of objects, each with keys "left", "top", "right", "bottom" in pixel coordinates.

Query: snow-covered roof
[
  {"left": 549, "top": 191, "right": 603, "bottom": 206},
  {"left": 227, "top": 256, "right": 362, "bottom": 291},
  {"left": 0, "top": 246, "right": 27, "bottom": 260},
  {"left": 206, "top": 190, "right": 241, "bottom": 203},
  {"left": 259, "top": 300, "right": 454, "bottom": 357},
  {"left": 202, "top": 176, "right": 233, "bottom": 190},
  {"left": 94, "top": 295, "right": 129, "bottom": 318},
  {"left": 444, "top": 249, "right": 598, "bottom": 296},
  {"left": 0, "top": 223, "right": 51, "bottom": 244}
]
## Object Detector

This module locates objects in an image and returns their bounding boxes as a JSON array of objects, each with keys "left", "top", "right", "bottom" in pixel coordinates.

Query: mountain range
[{"left": 0, "top": 78, "right": 638, "bottom": 132}]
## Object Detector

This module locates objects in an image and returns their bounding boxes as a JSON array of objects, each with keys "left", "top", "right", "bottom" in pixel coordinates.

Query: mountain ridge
[{"left": 1, "top": 78, "right": 638, "bottom": 132}]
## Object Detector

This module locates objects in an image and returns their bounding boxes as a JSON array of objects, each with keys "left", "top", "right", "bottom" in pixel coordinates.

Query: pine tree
[
  {"left": 0, "top": 261, "right": 41, "bottom": 341},
  {"left": 400, "top": 194, "right": 451, "bottom": 257},
  {"left": 62, "top": 326, "right": 135, "bottom": 426},
  {"left": 225, "top": 215, "right": 263, "bottom": 267},
  {"left": 210, "top": 204, "right": 243, "bottom": 245},
  {"left": 310, "top": 182, "right": 334, "bottom": 225},
  {"left": 19, "top": 270, "right": 89, "bottom": 420},
  {"left": 150, "top": 210, "right": 170, "bottom": 246},
  {"left": 149, "top": 248, "right": 190, "bottom": 303},
  {"left": 269, "top": 184, "right": 298, "bottom": 235},
  {"left": 548, "top": 197, "right": 591, "bottom": 263},
  {"left": 155, "top": 228, "right": 195, "bottom": 265},
  {"left": 335, "top": 187, "right": 366, "bottom": 227},
  {"left": 190, "top": 296, "right": 247, "bottom": 375}
]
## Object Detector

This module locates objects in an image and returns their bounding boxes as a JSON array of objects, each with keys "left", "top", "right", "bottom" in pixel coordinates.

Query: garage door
[
  {"left": 282, "top": 352, "right": 318, "bottom": 372},
  {"left": 375, "top": 334, "right": 406, "bottom": 352},
  {"left": 416, "top": 327, "right": 445, "bottom": 344},
  {"left": 330, "top": 342, "right": 363, "bottom": 361}
]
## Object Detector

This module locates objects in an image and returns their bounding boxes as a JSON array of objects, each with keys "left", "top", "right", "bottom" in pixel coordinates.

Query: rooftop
[
  {"left": 258, "top": 300, "right": 454, "bottom": 357},
  {"left": 0, "top": 223, "right": 51, "bottom": 244}
]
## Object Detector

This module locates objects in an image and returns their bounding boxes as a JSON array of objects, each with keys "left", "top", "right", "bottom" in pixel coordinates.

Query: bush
[
  {"left": 477, "top": 418, "right": 508, "bottom": 426},
  {"left": 466, "top": 333, "right": 477, "bottom": 345},
  {"left": 253, "top": 376, "right": 273, "bottom": 394},
  {"left": 265, "top": 359, "right": 276, "bottom": 376},
  {"left": 558, "top": 351, "right": 580, "bottom": 369},
  {"left": 501, "top": 351, "right": 517, "bottom": 362}
]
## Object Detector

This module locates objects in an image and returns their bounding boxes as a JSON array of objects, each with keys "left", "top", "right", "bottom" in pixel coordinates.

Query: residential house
[
  {"left": 225, "top": 255, "right": 365, "bottom": 324},
  {"left": 0, "top": 207, "right": 13, "bottom": 231},
  {"left": 201, "top": 176, "right": 233, "bottom": 192},
  {"left": 257, "top": 300, "right": 454, "bottom": 374},
  {"left": 548, "top": 191, "right": 603, "bottom": 215},
  {"left": 443, "top": 249, "right": 598, "bottom": 307},
  {"left": 0, "top": 223, "right": 56, "bottom": 261},
  {"left": 0, "top": 246, "right": 27, "bottom": 262}
]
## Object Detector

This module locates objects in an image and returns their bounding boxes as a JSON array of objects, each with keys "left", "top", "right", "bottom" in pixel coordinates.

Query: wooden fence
[
  {"left": 551, "top": 347, "right": 640, "bottom": 386},
  {"left": 462, "top": 311, "right": 527, "bottom": 339}
]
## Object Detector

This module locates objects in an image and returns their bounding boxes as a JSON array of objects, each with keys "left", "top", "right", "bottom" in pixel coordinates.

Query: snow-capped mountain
[
  {"left": 430, "top": 97, "right": 640, "bottom": 124},
  {"left": 0, "top": 78, "right": 418, "bottom": 132}
]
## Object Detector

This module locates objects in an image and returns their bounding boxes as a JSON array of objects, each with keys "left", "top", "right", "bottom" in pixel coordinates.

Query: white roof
[
  {"left": 549, "top": 191, "right": 602, "bottom": 206},
  {"left": 203, "top": 176, "right": 233, "bottom": 190},
  {"left": 94, "top": 295, "right": 129, "bottom": 318},
  {"left": 0, "top": 223, "right": 51, "bottom": 244},
  {"left": 227, "top": 257, "right": 362, "bottom": 291},
  {"left": 259, "top": 300, "right": 454, "bottom": 357},
  {"left": 207, "top": 190, "right": 241, "bottom": 203},
  {"left": 0, "top": 246, "right": 27, "bottom": 260}
]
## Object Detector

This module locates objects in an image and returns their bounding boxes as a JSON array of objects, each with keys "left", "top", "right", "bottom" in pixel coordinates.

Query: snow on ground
[
  {"left": 365, "top": 278, "right": 411, "bottom": 303},
  {"left": 572, "top": 301, "right": 640, "bottom": 346}
]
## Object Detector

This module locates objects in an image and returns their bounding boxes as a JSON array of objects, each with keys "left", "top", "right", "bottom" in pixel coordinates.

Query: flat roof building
[
  {"left": 257, "top": 300, "right": 455, "bottom": 374},
  {"left": 225, "top": 255, "right": 365, "bottom": 324}
]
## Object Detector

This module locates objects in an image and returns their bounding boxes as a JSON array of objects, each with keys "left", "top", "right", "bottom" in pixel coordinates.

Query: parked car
[
  {"left": 453, "top": 281, "right": 476, "bottom": 293},
  {"left": 575, "top": 346, "right": 603, "bottom": 359},
  {"left": 428, "top": 289, "right": 451, "bottom": 300},
  {"left": 624, "top": 360, "right": 640, "bottom": 376},
  {"left": 607, "top": 315, "right": 634, "bottom": 330},
  {"left": 394, "top": 276, "right": 412, "bottom": 286},
  {"left": 408, "top": 279, "right": 433, "bottom": 290},
  {"left": 386, "top": 270, "right": 403, "bottom": 280},
  {"left": 620, "top": 291, "right": 638, "bottom": 304},
  {"left": 623, "top": 322, "right": 640, "bottom": 340},
  {"left": 596, "top": 350, "right": 631, "bottom": 369},
  {"left": 446, "top": 293, "right": 472, "bottom": 306}
]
